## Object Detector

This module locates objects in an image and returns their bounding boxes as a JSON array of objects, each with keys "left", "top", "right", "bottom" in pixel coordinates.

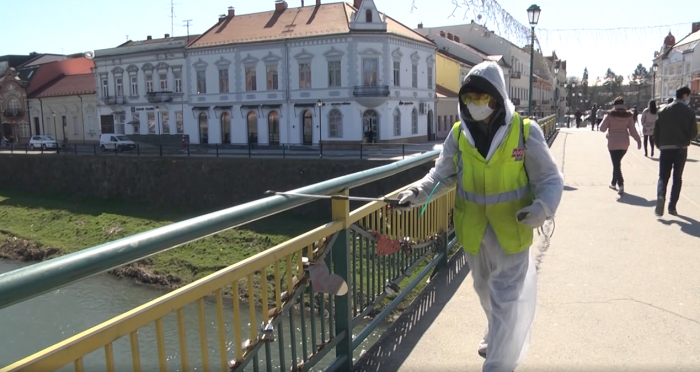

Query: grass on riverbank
[{"left": 0, "top": 189, "right": 326, "bottom": 285}]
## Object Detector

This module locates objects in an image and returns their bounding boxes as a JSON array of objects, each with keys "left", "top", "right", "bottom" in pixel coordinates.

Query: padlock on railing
[{"left": 260, "top": 321, "right": 275, "bottom": 342}]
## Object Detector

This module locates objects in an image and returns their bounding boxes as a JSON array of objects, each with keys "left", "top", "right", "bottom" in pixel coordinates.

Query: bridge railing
[{"left": 0, "top": 116, "right": 559, "bottom": 372}]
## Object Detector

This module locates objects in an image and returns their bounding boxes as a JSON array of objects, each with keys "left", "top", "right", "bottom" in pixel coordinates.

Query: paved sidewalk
[{"left": 355, "top": 128, "right": 700, "bottom": 371}]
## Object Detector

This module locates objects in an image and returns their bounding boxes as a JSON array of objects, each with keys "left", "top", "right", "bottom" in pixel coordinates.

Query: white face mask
[{"left": 467, "top": 103, "right": 494, "bottom": 121}]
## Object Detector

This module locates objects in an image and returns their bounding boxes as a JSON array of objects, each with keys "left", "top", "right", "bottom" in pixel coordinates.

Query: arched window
[
  {"left": 268, "top": 111, "right": 280, "bottom": 145},
  {"left": 328, "top": 109, "right": 342, "bottom": 138},
  {"left": 302, "top": 110, "right": 313, "bottom": 145},
  {"left": 198, "top": 112, "right": 209, "bottom": 144},
  {"left": 393, "top": 108, "right": 401, "bottom": 136},
  {"left": 247, "top": 111, "right": 258, "bottom": 144},
  {"left": 362, "top": 109, "right": 378, "bottom": 143},
  {"left": 411, "top": 108, "right": 418, "bottom": 134},
  {"left": 7, "top": 98, "right": 21, "bottom": 116},
  {"left": 220, "top": 112, "right": 231, "bottom": 144},
  {"left": 365, "top": 9, "right": 372, "bottom": 22}
]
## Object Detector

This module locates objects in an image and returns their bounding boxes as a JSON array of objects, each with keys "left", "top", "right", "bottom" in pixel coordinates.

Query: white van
[{"left": 99, "top": 134, "right": 136, "bottom": 151}]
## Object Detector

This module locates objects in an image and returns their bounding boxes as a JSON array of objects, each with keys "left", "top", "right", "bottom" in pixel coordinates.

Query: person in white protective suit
[{"left": 396, "top": 61, "right": 563, "bottom": 372}]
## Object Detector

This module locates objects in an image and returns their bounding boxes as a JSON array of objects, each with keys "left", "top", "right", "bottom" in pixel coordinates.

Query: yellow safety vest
[{"left": 451, "top": 113, "right": 533, "bottom": 255}]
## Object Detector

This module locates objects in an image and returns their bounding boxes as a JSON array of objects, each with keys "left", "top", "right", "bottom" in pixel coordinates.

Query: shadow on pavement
[
  {"left": 353, "top": 249, "right": 471, "bottom": 372},
  {"left": 615, "top": 192, "right": 657, "bottom": 207},
  {"left": 659, "top": 215, "right": 700, "bottom": 238}
]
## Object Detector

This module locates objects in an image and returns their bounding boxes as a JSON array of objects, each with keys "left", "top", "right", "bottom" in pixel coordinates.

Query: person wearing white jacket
[{"left": 396, "top": 61, "right": 564, "bottom": 372}]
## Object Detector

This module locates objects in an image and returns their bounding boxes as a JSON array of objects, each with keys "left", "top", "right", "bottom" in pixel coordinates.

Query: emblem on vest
[{"left": 512, "top": 148, "right": 524, "bottom": 160}]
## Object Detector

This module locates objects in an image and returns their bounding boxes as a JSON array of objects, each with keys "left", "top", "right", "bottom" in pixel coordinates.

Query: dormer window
[{"left": 366, "top": 9, "right": 372, "bottom": 22}]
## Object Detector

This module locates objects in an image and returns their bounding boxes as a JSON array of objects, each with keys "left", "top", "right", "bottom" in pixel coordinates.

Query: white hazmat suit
[{"left": 398, "top": 61, "right": 564, "bottom": 372}]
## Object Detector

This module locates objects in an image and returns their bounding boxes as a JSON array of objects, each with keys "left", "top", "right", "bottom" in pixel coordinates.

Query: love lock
[
  {"left": 400, "top": 238, "right": 413, "bottom": 256},
  {"left": 385, "top": 280, "right": 401, "bottom": 296},
  {"left": 260, "top": 322, "right": 275, "bottom": 342}
]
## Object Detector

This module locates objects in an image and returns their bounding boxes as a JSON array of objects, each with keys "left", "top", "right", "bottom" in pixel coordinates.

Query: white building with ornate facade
[
  {"left": 653, "top": 26, "right": 700, "bottom": 103},
  {"left": 183, "top": 0, "right": 437, "bottom": 145},
  {"left": 92, "top": 34, "right": 197, "bottom": 140}
]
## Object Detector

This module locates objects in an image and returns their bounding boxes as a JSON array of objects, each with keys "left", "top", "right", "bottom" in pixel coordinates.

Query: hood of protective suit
[{"left": 458, "top": 61, "right": 515, "bottom": 130}]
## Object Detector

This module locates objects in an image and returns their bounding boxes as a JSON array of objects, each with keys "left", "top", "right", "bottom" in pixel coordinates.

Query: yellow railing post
[
  {"left": 438, "top": 190, "right": 451, "bottom": 269},
  {"left": 330, "top": 188, "right": 352, "bottom": 370}
]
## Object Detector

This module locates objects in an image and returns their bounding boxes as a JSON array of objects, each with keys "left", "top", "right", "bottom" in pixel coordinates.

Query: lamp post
[
  {"left": 652, "top": 63, "right": 658, "bottom": 102},
  {"left": 554, "top": 64, "right": 560, "bottom": 123},
  {"left": 316, "top": 99, "right": 323, "bottom": 158},
  {"left": 526, "top": 4, "right": 541, "bottom": 118}
]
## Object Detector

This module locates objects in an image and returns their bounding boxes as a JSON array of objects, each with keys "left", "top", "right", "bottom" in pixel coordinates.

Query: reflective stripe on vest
[{"left": 456, "top": 184, "right": 530, "bottom": 205}]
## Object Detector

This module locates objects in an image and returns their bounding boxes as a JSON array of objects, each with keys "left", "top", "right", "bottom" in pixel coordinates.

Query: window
[
  {"left": 427, "top": 67, "right": 433, "bottom": 89},
  {"left": 7, "top": 98, "right": 20, "bottom": 116},
  {"left": 198, "top": 112, "right": 208, "bottom": 144},
  {"left": 328, "top": 109, "right": 342, "bottom": 138},
  {"left": 159, "top": 72, "right": 168, "bottom": 91},
  {"left": 221, "top": 112, "right": 231, "bottom": 144},
  {"left": 101, "top": 78, "right": 109, "bottom": 97},
  {"left": 175, "top": 111, "right": 183, "bottom": 133},
  {"left": 146, "top": 74, "right": 154, "bottom": 93},
  {"left": 161, "top": 112, "right": 170, "bottom": 134},
  {"left": 247, "top": 111, "right": 258, "bottom": 144},
  {"left": 245, "top": 67, "right": 257, "bottom": 91},
  {"left": 115, "top": 78, "right": 123, "bottom": 96},
  {"left": 365, "top": 9, "right": 372, "bottom": 22},
  {"left": 299, "top": 63, "right": 311, "bottom": 88},
  {"left": 147, "top": 112, "right": 155, "bottom": 134},
  {"left": 412, "top": 65, "right": 418, "bottom": 88},
  {"left": 19, "top": 123, "right": 30, "bottom": 137},
  {"left": 174, "top": 70, "right": 182, "bottom": 93},
  {"left": 267, "top": 66, "right": 278, "bottom": 90},
  {"left": 132, "top": 112, "right": 140, "bottom": 133},
  {"left": 73, "top": 116, "right": 79, "bottom": 135},
  {"left": 362, "top": 58, "right": 378, "bottom": 86},
  {"left": 268, "top": 111, "right": 280, "bottom": 145},
  {"left": 393, "top": 61, "right": 400, "bottom": 86},
  {"left": 438, "top": 115, "right": 443, "bottom": 132},
  {"left": 196, "top": 71, "right": 206, "bottom": 94},
  {"left": 411, "top": 108, "right": 418, "bottom": 134},
  {"left": 393, "top": 109, "right": 401, "bottom": 136},
  {"left": 218, "top": 69, "right": 229, "bottom": 93},
  {"left": 328, "top": 61, "right": 341, "bottom": 87},
  {"left": 130, "top": 76, "right": 138, "bottom": 96}
]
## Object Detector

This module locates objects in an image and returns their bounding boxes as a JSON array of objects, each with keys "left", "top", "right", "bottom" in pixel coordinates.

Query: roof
[
  {"left": 436, "top": 84, "right": 458, "bottom": 98},
  {"left": 33, "top": 74, "right": 95, "bottom": 98},
  {"left": 673, "top": 29, "right": 700, "bottom": 53},
  {"left": 188, "top": 2, "right": 432, "bottom": 49},
  {"left": 119, "top": 34, "right": 200, "bottom": 48},
  {"left": 18, "top": 54, "right": 66, "bottom": 68},
  {"left": 437, "top": 50, "right": 475, "bottom": 67},
  {"left": 25, "top": 57, "right": 94, "bottom": 97}
]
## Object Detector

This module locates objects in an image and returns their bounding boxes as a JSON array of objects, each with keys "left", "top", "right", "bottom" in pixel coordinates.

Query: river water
[{"left": 0, "top": 260, "right": 388, "bottom": 371}]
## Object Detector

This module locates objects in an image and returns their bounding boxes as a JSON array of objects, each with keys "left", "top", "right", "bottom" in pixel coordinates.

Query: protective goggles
[{"left": 460, "top": 92, "right": 492, "bottom": 106}]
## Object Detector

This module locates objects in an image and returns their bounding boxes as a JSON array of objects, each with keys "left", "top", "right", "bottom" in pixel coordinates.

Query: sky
[{"left": 2, "top": 0, "right": 699, "bottom": 81}]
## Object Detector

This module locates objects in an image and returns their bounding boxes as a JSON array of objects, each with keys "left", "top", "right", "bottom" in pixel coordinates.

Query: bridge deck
[{"left": 355, "top": 128, "right": 700, "bottom": 371}]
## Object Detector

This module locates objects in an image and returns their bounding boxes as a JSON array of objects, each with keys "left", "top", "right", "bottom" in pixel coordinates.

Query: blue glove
[{"left": 516, "top": 199, "right": 549, "bottom": 229}]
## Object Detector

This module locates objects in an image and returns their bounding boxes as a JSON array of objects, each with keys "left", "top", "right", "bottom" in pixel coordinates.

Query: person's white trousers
[{"left": 465, "top": 224, "right": 538, "bottom": 372}]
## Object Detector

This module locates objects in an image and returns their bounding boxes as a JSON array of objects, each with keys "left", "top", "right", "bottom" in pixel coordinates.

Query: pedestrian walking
[
  {"left": 599, "top": 96, "right": 641, "bottom": 195},
  {"left": 653, "top": 86, "right": 698, "bottom": 216},
  {"left": 575, "top": 109, "right": 583, "bottom": 128},
  {"left": 589, "top": 105, "right": 598, "bottom": 131},
  {"left": 395, "top": 61, "right": 564, "bottom": 372},
  {"left": 640, "top": 100, "right": 658, "bottom": 157}
]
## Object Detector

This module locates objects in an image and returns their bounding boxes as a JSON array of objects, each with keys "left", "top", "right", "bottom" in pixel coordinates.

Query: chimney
[
  {"left": 228, "top": 6, "right": 235, "bottom": 17},
  {"left": 146, "top": 35, "right": 152, "bottom": 40},
  {"left": 164, "top": 33, "right": 170, "bottom": 38},
  {"left": 693, "top": 22, "right": 700, "bottom": 34},
  {"left": 353, "top": 0, "right": 361, "bottom": 9},
  {"left": 447, "top": 33, "right": 453, "bottom": 40},
  {"left": 439, "top": 30, "right": 445, "bottom": 37},
  {"left": 219, "top": 14, "right": 226, "bottom": 22},
  {"left": 417, "top": 22, "right": 423, "bottom": 29},
  {"left": 454, "top": 35, "right": 460, "bottom": 43},
  {"left": 275, "top": 0, "right": 288, "bottom": 11}
]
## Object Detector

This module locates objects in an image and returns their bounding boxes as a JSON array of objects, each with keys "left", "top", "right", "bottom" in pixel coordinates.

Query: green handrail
[{"left": 0, "top": 149, "right": 440, "bottom": 310}]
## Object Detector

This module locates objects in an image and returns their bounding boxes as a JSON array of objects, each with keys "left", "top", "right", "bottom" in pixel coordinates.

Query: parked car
[
  {"left": 28, "top": 135, "right": 59, "bottom": 150},
  {"left": 99, "top": 134, "right": 136, "bottom": 151}
]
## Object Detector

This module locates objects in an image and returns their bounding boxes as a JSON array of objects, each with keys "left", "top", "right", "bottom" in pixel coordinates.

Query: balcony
[
  {"left": 511, "top": 71, "right": 522, "bottom": 79},
  {"left": 353, "top": 85, "right": 390, "bottom": 108},
  {"left": 3, "top": 109, "right": 24, "bottom": 118},
  {"left": 103, "top": 96, "right": 125, "bottom": 105},
  {"left": 146, "top": 91, "right": 174, "bottom": 103}
]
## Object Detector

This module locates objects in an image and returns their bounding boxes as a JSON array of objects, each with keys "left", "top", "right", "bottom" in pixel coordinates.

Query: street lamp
[
  {"left": 526, "top": 4, "right": 541, "bottom": 117},
  {"left": 652, "top": 63, "right": 658, "bottom": 102},
  {"left": 316, "top": 99, "right": 323, "bottom": 158},
  {"left": 554, "top": 64, "right": 560, "bottom": 122}
]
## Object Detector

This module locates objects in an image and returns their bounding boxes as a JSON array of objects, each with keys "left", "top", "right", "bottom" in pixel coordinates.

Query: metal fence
[{"left": 0, "top": 114, "right": 559, "bottom": 372}]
